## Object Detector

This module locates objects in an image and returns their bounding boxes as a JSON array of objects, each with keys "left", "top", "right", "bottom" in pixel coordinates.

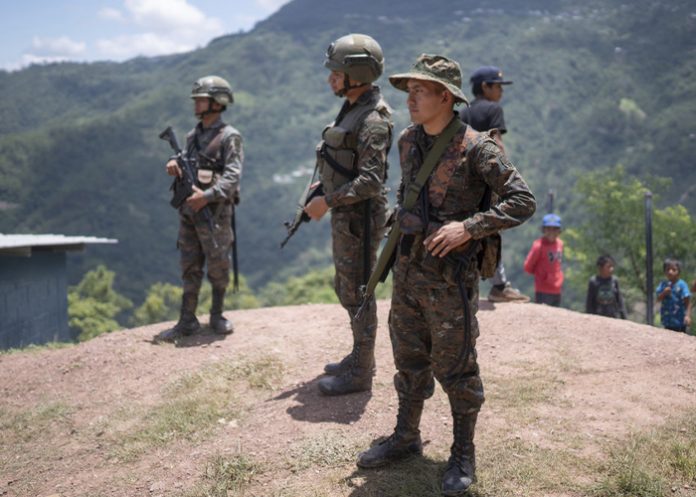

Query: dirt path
[{"left": 1, "top": 301, "right": 695, "bottom": 497}]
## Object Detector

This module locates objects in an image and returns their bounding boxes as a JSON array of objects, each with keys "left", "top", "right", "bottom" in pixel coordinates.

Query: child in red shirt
[{"left": 524, "top": 213, "right": 564, "bottom": 306}]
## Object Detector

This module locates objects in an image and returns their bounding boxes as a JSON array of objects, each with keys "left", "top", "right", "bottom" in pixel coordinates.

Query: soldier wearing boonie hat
[{"left": 356, "top": 54, "right": 536, "bottom": 496}]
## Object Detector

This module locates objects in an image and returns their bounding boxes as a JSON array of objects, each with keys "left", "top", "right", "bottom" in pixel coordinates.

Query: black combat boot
[
  {"left": 442, "top": 411, "right": 478, "bottom": 496},
  {"left": 159, "top": 292, "right": 200, "bottom": 341},
  {"left": 323, "top": 351, "right": 354, "bottom": 376},
  {"left": 317, "top": 326, "right": 375, "bottom": 395},
  {"left": 357, "top": 398, "right": 424, "bottom": 468},
  {"left": 209, "top": 287, "right": 234, "bottom": 335}
]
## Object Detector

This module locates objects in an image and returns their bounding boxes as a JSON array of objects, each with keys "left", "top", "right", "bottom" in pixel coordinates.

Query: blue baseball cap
[
  {"left": 470, "top": 66, "right": 513, "bottom": 85},
  {"left": 542, "top": 213, "right": 562, "bottom": 228}
]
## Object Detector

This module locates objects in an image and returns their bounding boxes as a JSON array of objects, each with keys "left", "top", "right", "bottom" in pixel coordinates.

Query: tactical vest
[
  {"left": 185, "top": 125, "right": 235, "bottom": 197},
  {"left": 316, "top": 91, "right": 391, "bottom": 195}
]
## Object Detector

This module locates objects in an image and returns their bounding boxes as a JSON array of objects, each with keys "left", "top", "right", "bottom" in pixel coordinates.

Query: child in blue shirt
[{"left": 656, "top": 258, "right": 692, "bottom": 333}]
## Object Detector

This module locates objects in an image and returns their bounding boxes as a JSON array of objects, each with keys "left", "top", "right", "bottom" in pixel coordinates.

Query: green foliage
[
  {"left": 130, "top": 276, "right": 260, "bottom": 327},
  {"left": 258, "top": 266, "right": 339, "bottom": 306},
  {"left": 1, "top": 0, "right": 695, "bottom": 314},
  {"left": 67, "top": 265, "right": 132, "bottom": 341},
  {"left": 564, "top": 165, "right": 696, "bottom": 315},
  {"left": 130, "top": 282, "right": 182, "bottom": 326},
  {"left": 257, "top": 265, "right": 391, "bottom": 306}
]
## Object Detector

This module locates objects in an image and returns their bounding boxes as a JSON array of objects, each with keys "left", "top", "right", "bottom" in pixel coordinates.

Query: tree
[
  {"left": 258, "top": 266, "right": 392, "bottom": 307},
  {"left": 68, "top": 265, "right": 133, "bottom": 341},
  {"left": 564, "top": 165, "right": 696, "bottom": 317},
  {"left": 130, "top": 276, "right": 260, "bottom": 327}
]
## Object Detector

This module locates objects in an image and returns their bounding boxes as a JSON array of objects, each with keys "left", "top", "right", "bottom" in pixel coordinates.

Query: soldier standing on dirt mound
[
  {"left": 161, "top": 76, "right": 243, "bottom": 341},
  {"left": 303, "top": 34, "right": 392, "bottom": 396},
  {"left": 355, "top": 54, "right": 535, "bottom": 496}
]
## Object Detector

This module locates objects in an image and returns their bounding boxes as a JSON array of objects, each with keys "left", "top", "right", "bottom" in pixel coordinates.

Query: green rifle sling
[{"left": 363, "top": 117, "right": 464, "bottom": 298}]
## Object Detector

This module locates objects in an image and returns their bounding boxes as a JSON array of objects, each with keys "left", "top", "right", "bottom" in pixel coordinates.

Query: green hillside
[{"left": 0, "top": 0, "right": 694, "bottom": 306}]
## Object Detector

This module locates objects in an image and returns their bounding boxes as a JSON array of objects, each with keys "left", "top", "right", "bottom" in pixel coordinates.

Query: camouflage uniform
[
  {"left": 356, "top": 54, "right": 535, "bottom": 496},
  {"left": 316, "top": 85, "right": 391, "bottom": 394},
  {"left": 391, "top": 122, "right": 534, "bottom": 410},
  {"left": 178, "top": 117, "right": 243, "bottom": 296}
]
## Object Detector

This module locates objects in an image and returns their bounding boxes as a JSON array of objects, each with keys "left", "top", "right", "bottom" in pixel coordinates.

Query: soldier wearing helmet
[
  {"left": 162, "top": 75, "right": 243, "bottom": 340},
  {"left": 303, "top": 34, "right": 392, "bottom": 396}
]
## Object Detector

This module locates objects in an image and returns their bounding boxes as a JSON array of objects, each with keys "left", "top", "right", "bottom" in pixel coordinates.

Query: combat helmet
[
  {"left": 191, "top": 75, "right": 234, "bottom": 108},
  {"left": 324, "top": 34, "right": 384, "bottom": 95}
]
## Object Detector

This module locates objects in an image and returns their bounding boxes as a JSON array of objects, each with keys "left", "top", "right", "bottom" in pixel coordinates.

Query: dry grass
[{"left": 110, "top": 355, "right": 284, "bottom": 461}]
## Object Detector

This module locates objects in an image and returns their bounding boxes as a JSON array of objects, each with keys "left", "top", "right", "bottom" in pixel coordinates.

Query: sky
[{"left": 1, "top": 0, "right": 292, "bottom": 71}]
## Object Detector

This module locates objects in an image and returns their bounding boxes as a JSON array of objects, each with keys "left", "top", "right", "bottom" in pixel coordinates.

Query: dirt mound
[{"left": 2, "top": 301, "right": 695, "bottom": 497}]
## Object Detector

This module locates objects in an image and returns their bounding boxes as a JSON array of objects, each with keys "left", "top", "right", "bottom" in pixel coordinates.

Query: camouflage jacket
[
  {"left": 319, "top": 86, "right": 392, "bottom": 209},
  {"left": 396, "top": 117, "right": 535, "bottom": 241},
  {"left": 186, "top": 117, "right": 244, "bottom": 204}
]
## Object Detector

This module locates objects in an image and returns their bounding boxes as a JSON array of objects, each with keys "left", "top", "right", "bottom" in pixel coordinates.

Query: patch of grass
[
  {"left": 233, "top": 355, "right": 284, "bottom": 390},
  {"left": 287, "top": 432, "right": 363, "bottom": 471},
  {"left": 113, "top": 364, "right": 242, "bottom": 460},
  {"left": 112, "top": 356, "right": 283, "bottom": 461},
  {"left": 485, "top": 366, "right": 564, "bottom": 411},
  {"left": 591, "top": 414, "right": 696, "bottom": 497},
  {"left": 474, "top": 438, "right": 590, "bottom": 496},
  {"left": 0, "top": 402, "right": 72, "bottom": 444},
  {"left": 178, "top": 453, "right": 260, "bottom": 497}
]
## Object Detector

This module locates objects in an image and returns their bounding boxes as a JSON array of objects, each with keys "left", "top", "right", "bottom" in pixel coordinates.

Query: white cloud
[
  {"left": 96, "top": 32, "right": 193, "bottom": 59},
  {"left": 99, "top": 7, "right": 125, "bottom": 21},
  {"left": 93, "top": 0, "right": 225, "bottom": 61},
  {"left": 124, "top": 0, "right": 223, "bottom": 33},
  {"left": 13, "top": 36, "right": 88, "bottom": 68},
  {"left": 31, "top": 36, "right": 86, "bottom": 56}
]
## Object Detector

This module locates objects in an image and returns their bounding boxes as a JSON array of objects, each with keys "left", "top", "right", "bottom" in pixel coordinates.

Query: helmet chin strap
[
  {"left": 196, "top": 97, "right": 221, "bottom": 118},
  {"left": 335, "top": 74, "right": 367, "bottom": 98}
]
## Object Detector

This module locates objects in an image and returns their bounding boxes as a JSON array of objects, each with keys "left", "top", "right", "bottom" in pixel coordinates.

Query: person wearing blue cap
[
  {"left": 524, "top": 214, "right": 564, "bottom": 306},
  {"left": 461, "top": 66, "right": 529, "bottom": 304}
]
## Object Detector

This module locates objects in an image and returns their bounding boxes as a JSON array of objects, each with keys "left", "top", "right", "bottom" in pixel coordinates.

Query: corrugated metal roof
[{"left": 0, "top": 234, "right": 117, "bottom": 256}]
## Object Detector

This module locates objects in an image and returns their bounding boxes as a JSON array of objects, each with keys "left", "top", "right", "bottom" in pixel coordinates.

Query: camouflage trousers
[
  {"left": 389, "top": 249, "right": 485, "bottom": 413},
  {"left": 330, "top": 197, "right": 387, "bottom": 340},
  {"left": 178, "top": 202, "right": 233, "bottom": 294}
]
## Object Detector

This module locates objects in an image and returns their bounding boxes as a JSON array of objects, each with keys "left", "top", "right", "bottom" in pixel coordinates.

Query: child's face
[
  {"left": 542, "top": 227, "right": 561, "bottom": 242},
  {"left": 664, "top": 264, "right": 680, "bottom": 282},
  {"left": 599, "top": 262, "right": 614, "bottom": 278}
]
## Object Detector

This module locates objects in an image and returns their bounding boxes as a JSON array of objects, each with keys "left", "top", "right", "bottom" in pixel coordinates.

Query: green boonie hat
[{"left": 389, "top": 54, "right": 468, "bottom": 105}]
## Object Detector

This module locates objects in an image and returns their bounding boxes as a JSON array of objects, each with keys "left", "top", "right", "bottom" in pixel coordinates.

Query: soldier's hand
[
  {"left": 304, "top": 195, "right": 329, "bottom": 221},
  {"left": 424, "top": 222, "right": 472, "bottom": 258},
  {"left": 186, "top": 186, "right": 208, "bottom": 212},
  {"left": 166, "top": 159, "right": 182, "bottom": 177}
]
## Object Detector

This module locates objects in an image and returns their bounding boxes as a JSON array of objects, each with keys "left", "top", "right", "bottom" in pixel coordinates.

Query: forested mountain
[{"left": 1, "top": 0, "right": 694, "bottom": 304}]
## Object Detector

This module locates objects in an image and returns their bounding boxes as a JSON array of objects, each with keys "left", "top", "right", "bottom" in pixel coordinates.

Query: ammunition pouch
[
  {"left": 317, "top": 125, "right": 359, "bottom": 192},
  {"left": 197, "top": 168, "right": 215, "bottom": 187},
  {"left": 478, "top": 234, "right": 501, "bottom": 280}
]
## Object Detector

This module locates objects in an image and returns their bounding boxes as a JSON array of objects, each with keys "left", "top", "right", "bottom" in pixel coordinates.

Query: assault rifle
[
  {"left": 159, "top": 126, "right": 217, "bottom": 247},
  {"left": 280, "top": 178, "right": 324, "bottom": 248}
]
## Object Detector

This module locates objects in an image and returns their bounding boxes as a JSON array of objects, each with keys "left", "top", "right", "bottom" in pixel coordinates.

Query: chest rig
[
  {"left": 187, "top": 126, "right": 226, "bottom": 188},
  {"left": 316, "top": 92, "right": 390, "bottom": 194}
]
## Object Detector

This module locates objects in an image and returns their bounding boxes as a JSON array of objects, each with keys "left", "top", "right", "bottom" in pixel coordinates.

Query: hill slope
[
  {"left": 2, "top": 302, "right": 695, "bottom": 496},
  {"left": 1, "top": 0, "right": 695, "bottom": 309}
]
